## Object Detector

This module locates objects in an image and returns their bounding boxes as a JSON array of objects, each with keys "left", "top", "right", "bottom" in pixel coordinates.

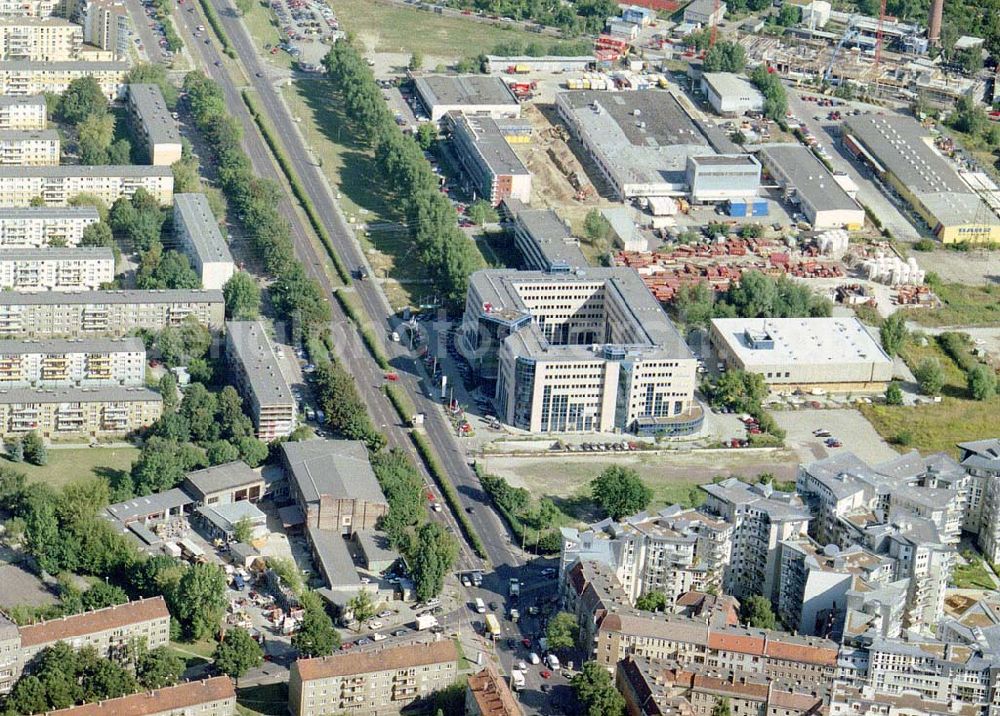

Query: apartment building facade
[
  {"left": 960, "top": 439, "right": 1000, "bottom": 563},
  {"left": 0, "top": 337, "right": 144, "bottom": 388},
  {"left": 0, "top": 17, "right": 82, "bottom": 61},
  {"left": 0, "top": 95, "right": 46, "bottom": 130},
  {"left": 225, "top": 321, "right": 295, "bottom": 440},
  {"left": 0, "top": 247, "right": 113, "bottom": 291},
  {"left": 448, "top": 112, "right": 532, "bottom": 206},
  {"left": 0, "top": 0, "right": 64, "bottom": 16},
  {"left": 45, "top": 677, "right": 237, "bottom": 716},
  {"left": 126, "top": 83, "right": 182, "bottom": 166},
  {"left": 0, "top": 165, "right": 173, "bottom": 207},
  {"left": 0, "top": 206, "right": 99, "bottom": 247},
  {"left": 0, "top": 60, "right": 127, "bottom": 98},
  {"left": 463, "top": 268, "right": 702, "bottom": 436},
  {"left": 76, "top": 0, "right": 129, "bottom": 58},
  {"left": 0, "top": 385, "right": 161, "bottom": 437},
  {"left": 0, "top": 129, "right": 58, "bottom": 165},
  {"left": 289, "top": 641, "right": 458, "bottom": 715},
  {"left": 173, "top": 193, "right": 234, "bottom": 289}
]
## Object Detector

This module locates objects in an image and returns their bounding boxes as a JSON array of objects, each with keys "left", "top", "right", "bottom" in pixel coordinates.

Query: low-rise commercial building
[
  {"left": 0, "top": 60, "right": 127, "bottom": 99},
  {"left": 0, "top": 246, "right": 114, "bottom": 291},
  {"left": 173, "top": 193, "right": 234, "bottom": 289},
  {"left": 843, "top": 114, "right": 1000, "bottom": 243},
  {"left": 502, "top": 198, "right": 587, "bottom": 273},
  {"left": 414, "top": 74, "right": 520, "bottom": 122},
  {"left": 0, "top": 385, "right": 161, "bottom": 437},
  {"left": 700, "top": 73, "right": 764, "bottom": 116},
  {"left": 758, "top": 144, "right": 866, "bottom": 230},
  {"left": 0, "top": 206, "right": 99, "bottom": 247},
  {"left": 684, "top": 154, "right": 761, "bottom": 204},
  {"left": 463, "top": 268, "right": 701, "bottom": 435},
  {"left": 45, "top": 677, "right": 237, "bottom": 716},
  {"left": 289, "top": 641, "right": 458, "bottom": 716},
  {"left": 224, "top": 320, "right": 295, "bottom": 440},
  {"left": 184, "top": 461, "right": 264, "bottom": 505},
  {"left": 0, "top": 164, "right": 173, "bottom": 207},
  {"left": 0, "top": 17, "right": 82, "bottom": 61},
  {"left": 0, "top": 129, "right": 58, "bottom": 165},
  {"left": 0, "top": 288, "right": 225, "bottom": 338},
  {"left": 484, "top": 55, "right": 593, "bottom": 74},
  {"left": 709, "top": 317, "right": 893, "bottom": 393},
  {"left": 448, "top": 113, "right": 532, "bottom": 206},
  {"left": 684, "top": 0, "right": 726, "bottom": 25},
  {"left": 0, "top": 95, "right": 46, "bottom": 130},
  {"left": 0, "top": 336, "right": 144, "bottom": 388},
  {"left": 126, "top": 83, "right": 182, "bottom": 166}
]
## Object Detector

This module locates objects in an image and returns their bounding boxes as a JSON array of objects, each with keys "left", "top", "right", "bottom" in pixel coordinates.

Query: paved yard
[
  {"left": 773, "top": 408, "right": 899, "bottom": 465},
  {"left": 0, "top": 558, "right": 57, "bottom": 610}
]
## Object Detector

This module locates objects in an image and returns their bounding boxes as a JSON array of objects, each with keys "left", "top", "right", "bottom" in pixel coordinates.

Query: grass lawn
[
  {"left": 325, "top": 0, "right": 523, "bottom": 59},
  {"left": 952, "top": 554, "right": 997, "bottom": 590},
  {"left": 239, "top": 0, "right": 294, "bottom": 69},
  {"left": 170, "top": 637, "right": 217, "bottom": 659},
  {"left": 860, "top": 396, "right": 1000, "bottom": 456},
  {"left": 7, "top": 446, "right": 138, "bottom": 490},
  {"left": 898, "top": 339, "right": 967, "bottom": 397},
  {"left": 901, "top": 281, "right": 1000, "bottom": 327},
  {"left": 237, "top": 683, "right": 288, "bottom": 716}
]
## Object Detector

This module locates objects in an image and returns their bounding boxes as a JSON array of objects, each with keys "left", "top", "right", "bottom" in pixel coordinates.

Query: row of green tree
[
  {"left": 182, "top": 71, "right": 331, "bottom": 330},
  {"left": 749, "top": 65, "right": 788, "bottom": 123},
  {"left": 323, "top": 40, "right": 482, "bottom": 307},
  {"left": 443, "top": 0, "right": 617, "bottom": 35}
]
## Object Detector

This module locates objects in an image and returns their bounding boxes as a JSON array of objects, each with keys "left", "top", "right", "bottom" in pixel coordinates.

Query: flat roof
[
  {"left": 0, "top": 288, "right": 223, "bottom": 306},
  {"left": 0, "top": 246, "right": 113, "bottom": 262},
  {"left": 485, "top": 54, "right": 594, "bottom": 63},
  {"left": 225, "top": 320, "right": 293, "bottom": 407},
  {"left": 282, "top": 439, "right": 387, "bottom": 506},
  {"left": 0, "top": 129, "right": 58, "bottom": 142},
  {"left": 128, "top": 84, "right": 182, "bottom": 146},
  {"left": 0, "top": 165, "right": 171, "bottom": 178},
  {"left": 0, "top": 337, "right": 143, "bottom": 355},
  {"left": 184, "top": 461, "right": 260, "bottom": 496},
  {"left": 414, "top": 74, "right": 519, "bottom": 108},
  {"left": 174, "top": 193, "right": 233, "bottom": 265},
  {"left": 105, "top": 488, "right": 193, "bottom": 523},
  {"left": 702, "top": 72, "right": 764, "bottom": 101},
  {"left": 0, "top": 60, "right": 128, "bottom": 71},
  {"left": 710, "top": 317, "right": 892, "bottom": 367},
  {"left": 0, "top": 16, "right": 78, "bottom": 26},
  {"left": 558, "top": 90, "right": 711, "bottom": 189},
  {"left": 197, "top": 501, "right": 265, "bottom": 532},
  {"left": 0, "top": 206, "right": 99, "bottom": 220},
  {"left": 758, "top": 144, "right": 860, "bottom": 213},
  {"left": 450, "top": 113, "right": 530, "bottom": 177},
  {"left": 504, "top": 198, "right": 588, "bottom": 271},
  {"left": 305, "top": 525, "right": 362, "bottom": 589},
  {"left": 0, "top": 386, "right": 162, "bottom": 403},
  {"left": 0, "top": 94, "right": 45, "bottom": 107},
  {"left": 690, "top": 153, "right": 759, "bottom": 167},
  {"left": 355, "top": 529, "right": 400, "bottom": 567}
]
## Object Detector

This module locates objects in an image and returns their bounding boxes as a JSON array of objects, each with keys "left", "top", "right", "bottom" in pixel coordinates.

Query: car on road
[
  {"left": 367, "top": 621, "right": 383, "bottom": 630},
  {"left": 813, "top": 429, "right": 831, "bottom": 437},
  {"left": 518, "top": 661, "right": 527, "bottom": 671},
  {"left": 460, "top": 574, "right": 471, "bottom": 587},
  {"left": 256, "top": 72, "right": 263, "bottom": 77},
  {"left": 488, "top": 601, "right": 497, "bottom": 611},
  {"left": 356, "top": 637, "right": 372, "bottom": 646},
  {"left": 529, "top": 652, "right": 541, "bottom": 664},
  {"left": 377, "top": 610, "right": 393, "bottom": 619},
  {"left": 540, "top": 670, "right": 551, "bottom": 679},
  {"left": 392, "top": 629, "right": 408, "bottom": 637}
]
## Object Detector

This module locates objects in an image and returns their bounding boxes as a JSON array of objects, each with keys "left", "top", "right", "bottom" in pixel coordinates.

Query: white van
[{"left": 474, "top": 597, "right": 486, "bottom": 614}]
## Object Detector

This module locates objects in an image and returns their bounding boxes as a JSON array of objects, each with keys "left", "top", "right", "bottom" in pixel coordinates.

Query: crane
[{"left": 709, "top": 0, "right": 720, "bottom": 47}]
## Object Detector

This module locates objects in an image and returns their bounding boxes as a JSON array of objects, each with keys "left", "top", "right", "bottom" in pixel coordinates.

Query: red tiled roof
[
  {"left": 294, "top": 640, "right": 457, "bottom": 681},
  {"left": 467, "top": 666, "right": 522, "bottom": 716},
  {"left": 43, "top": 677, "right": 235, "bottom": 715},
  {"left": 20, "top": 597, "right": 169, "bottom": 648}
]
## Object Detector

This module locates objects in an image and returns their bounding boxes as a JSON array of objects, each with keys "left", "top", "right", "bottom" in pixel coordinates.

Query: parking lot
[
  {"left": 774, "top": 408, "right": 899, "bottom": 464},
  {"left": 267, "top": 0, "right": 341, "bottom": 67}
]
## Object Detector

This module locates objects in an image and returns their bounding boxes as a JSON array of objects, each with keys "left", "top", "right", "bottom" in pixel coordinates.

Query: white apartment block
[
  {"left": 0, "top": 289, "right": 225, "bottom": 338},
  {"left": 0, "top": 60, "right": 127, "bottom": 99},
  {"left": 0, "top": 385, "right": 161, "bottom": 437},
  {"left": 0, "top": 95, "right": 46, "bottom": 130},
  {"left": 127, "top": 83, "right": 182, "bottom": 166},
  {"left": 225, "top": 321, "right": 295, "bottom": 440},
  {"left": 289, "top": 641, "right": 458, "bottom": 716},
  {"left": 173, "top": 193, "right": 234, "bottom": 289},
  {"left": 0, "top": 206, "right": 99, "bottom": 247},
  {"left": 0, "top": 129, "right": 58, "bottom": 165},
  {"left": 0, "top": 247, "right": 113, "bottom": 291},
  {"left": 0, "top": 0, "right": 65, "bottom": 16},
  {"left": 959, "top": 440, "right": 1000, "bottom": 562},
  {"left": 830, "top": 685, "right": 979, "bottom": 716},
  {"left": 0, "top": 17, "right": 82, "bottom": 61},
  {"left": 76, "top": 0, "right": 129, "bottom": 59},
  {"left": 463, "top": 268, "right": 702, "bottom": 436},
  {"left": 0, "top": 337, "right": 145, "bottom": 388},
  {"left": 0, "top": 165, "right": 173, "bottom": 207}
]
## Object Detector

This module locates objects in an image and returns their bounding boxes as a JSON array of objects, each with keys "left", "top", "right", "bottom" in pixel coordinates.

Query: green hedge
[
  {"left": 383, "top": 383, "right": 416, "bottom": 425},
  {"left": 410, "top": 431, "right": 487, "bottom": 559},
  {"left": 196, "top": 0, "right": 235, "bottom": 57},
  {"left": 240, "top": 90, "right": 352, "bottom": 285},
  {"left": 332, "top": 289, "right": 390, "bottom": 370}
]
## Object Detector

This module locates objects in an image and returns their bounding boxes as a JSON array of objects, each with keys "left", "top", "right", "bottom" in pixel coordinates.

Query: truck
[
  {"left": 509, "top": 578, "right": 520, "bottom": 599},
  {"left": 511, "top": 669, "right": 525, "bottom": 691},
  {"left": 485, "top": 614, "right": 501, "bottom": 639},
  {"left": 415, "top": 614, "right": 438, "bottom": 631}
]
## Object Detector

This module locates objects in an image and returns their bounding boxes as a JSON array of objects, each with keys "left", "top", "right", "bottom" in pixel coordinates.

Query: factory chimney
[{"left": 928, "top": 0, "right": 943, "bottom": 44}]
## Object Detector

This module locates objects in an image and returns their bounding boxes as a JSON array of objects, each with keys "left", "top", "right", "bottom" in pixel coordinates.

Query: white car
[
  {"left": 377, "top": 610, "right": 393, "bottom": 619},
  {"left": 529, "top": 652, "right": 541, "bottom": 665},
  {"left": 518, "top": 661, "right": 527, "bottom": 671},
  {"left": 367, "top": 621, "right": 383, "bottom": 630},
  {"left": 460, "top": 575, "right": 471, "bottom": 587}
]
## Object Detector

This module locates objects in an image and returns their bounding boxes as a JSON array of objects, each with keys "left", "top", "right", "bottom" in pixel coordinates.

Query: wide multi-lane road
[{"left": 173, "top": 0, "right": 522, "bottom": 576}]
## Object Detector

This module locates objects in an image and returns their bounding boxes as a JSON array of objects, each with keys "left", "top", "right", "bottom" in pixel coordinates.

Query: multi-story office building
[
  {"left": 0, "top": 337, "right": 144, "bottom": 388},
  {"left": 502, "top": 198, "right": 587, "bottom": 273},
  {"left": 0, "top": 17, "right": 82, "bottom": 61},
  {"left": 0, "top": 60, "right": 127, "bottom": 98},
  {"left": 700, "top": 478, "right": 812, "bottom": 602},
  {"left": 45, "top": 677, "right": 237, "bottom": 716},
  {"left": 126, "top": 83, "right": 182, "bottom": 166},
  {"left": 0, "top": 246, "right": 113, "bottom": 291},
  {"left": 225, "top": 320, "right": 295, "bottom": 440},
  {"left": 0, "top": 288, "right": 224, "bottom": 338},
  {"left": 0, "top": 95, "right": 46, "bottom": 130},
  {"left": 76, "top": 0, "right": 129, "bottom": 58},
  {"left": 173, "top": 193, "right": 234, "bottom": 289},
  {"left": 0, "top": 164, "right": 172, "bottom": 207},
  {"left": 0, "top": 206, "right": 99, "bottom": 247},
  {"left": 0, "top": 385, "right": 161, "bottom": 437},
  {"left": 448, "top": 112, "right": 532, "bottom": 206},
  {"left": 462, "top": 268, "right": 702, "bottom": 435},
  {"left": 289, "top": 641, "right": 458, "bottom": 715},
  {"left": 0, "top": 129, "right": 58, "bottom": 165}
]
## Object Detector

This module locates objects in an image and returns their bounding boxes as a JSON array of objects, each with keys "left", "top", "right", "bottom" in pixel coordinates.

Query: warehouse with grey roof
[{"left": 414, "top": 74, "right": 520, "bottom": 122}]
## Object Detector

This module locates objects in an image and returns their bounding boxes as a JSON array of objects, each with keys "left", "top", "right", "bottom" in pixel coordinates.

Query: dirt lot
[
  {"left": 912, "top": 246, "right": 1000, "bottom": 287},
  {"left": 0, "top": 557, "right": 57, "bottom": 610},
  {"left": 774, "top": 408, "right": 899, "bottom": 465}
]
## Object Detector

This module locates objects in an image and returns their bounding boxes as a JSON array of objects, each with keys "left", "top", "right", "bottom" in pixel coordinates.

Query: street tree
[
  {"left": 572, "top": 661, "right": 626, "bottom": 716},
  {"left": 591, "top": 466, "right": 652, "bottom": 520},
  {"left": 545, "top": 611, "right": 579, "bottom": 653},
  {"left": 914, "top": 357, "right": 945, "bottom": 396},
  {"left": 223, "top": 272, "right": 261, "bottom": 320},
  {"left": 742, "top": 595, "right": 776, "bottom": 629},
  {"left": 213, "top": 628, "right": 262, "bottom": 686},
  {"left": 415, "top": 122, "right": 437, "bottom": 151},
  {"left": 879, "top": 313, "right": 908, "bottom": 357},
  {"left": 410, "top": 522, "right": 458, "bottom": 601},
  {"left": 467, "top": 199, "right": 498, "bottom": 226},
  {"left": 347, "top": 589, "right": 376, "bottom": 629},
  {"left": 635, "top": 591, "right": 668, "bottom": 612}
]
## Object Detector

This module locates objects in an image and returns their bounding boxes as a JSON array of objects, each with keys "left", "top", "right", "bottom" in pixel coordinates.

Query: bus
[{"left": 484, "top": 614, "right": 501, "bottom": 640}]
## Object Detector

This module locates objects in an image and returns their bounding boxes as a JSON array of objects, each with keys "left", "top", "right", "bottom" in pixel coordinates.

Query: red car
[
  {"left": 340, "top": 642, "right": 354, "bottom": 650},
  {"left": 540, "top": 670, "right": 552, "bottom": 679},
  {"left": 522, "top": 638, "right": 532, "bottom": 648}
]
